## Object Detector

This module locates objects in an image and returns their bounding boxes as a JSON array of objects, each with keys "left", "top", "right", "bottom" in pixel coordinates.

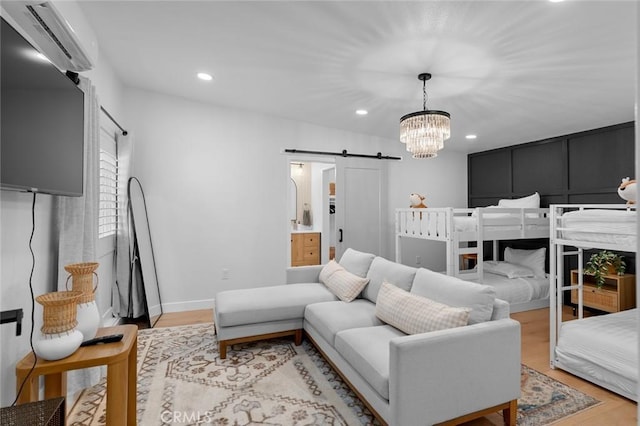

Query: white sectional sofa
[{"left": 214, "top": 248, "right": 521, "bottom": 426}]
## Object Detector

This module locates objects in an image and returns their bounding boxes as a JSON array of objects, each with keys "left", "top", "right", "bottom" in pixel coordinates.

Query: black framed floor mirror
[{"left": 128, "top": 176, "right": 163, "bottom": 328}]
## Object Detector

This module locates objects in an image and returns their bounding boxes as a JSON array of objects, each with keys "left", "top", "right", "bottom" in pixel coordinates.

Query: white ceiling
[{"left": 78, "top": 1, "right": 637, "bottom": 154}]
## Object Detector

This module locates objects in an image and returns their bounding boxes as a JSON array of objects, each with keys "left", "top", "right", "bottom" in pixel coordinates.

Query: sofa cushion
[
  {"left": 304, "top": 300, "right": 383, "bottom": 346},
  {"left": 215, "top": 284, "right": 337, "bottom": 327},
  {"left": 376, "top": 282, "right": 470, "bottom": 334},
  {"left": 338, "top": 248, "right": 376, "bottom": 278},
  {"left": 410, "top": 268, "right": 496, "bottom": 324},
  {"left": 319, "top": 260, "right": 370, "bottom": 302},
  {"left": 363, "top": 256, "right": 417, "bottom": 303},
  {"left": 335, "top": 325, "right": 405, "bottom": 400}
]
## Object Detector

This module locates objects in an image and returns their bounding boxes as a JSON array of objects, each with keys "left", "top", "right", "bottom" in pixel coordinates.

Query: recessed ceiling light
[
  {"left": 465, "top": 134, "right": 477, "bottom": 140},
  {"left": 549, "top": 0, "right": 564, "bottom": 3},
  {"left": 355, "top": 109, "right": 368, "bottom": 116},
  {"left": 197, "top": 72, "right": 213, "bottom": 81}
]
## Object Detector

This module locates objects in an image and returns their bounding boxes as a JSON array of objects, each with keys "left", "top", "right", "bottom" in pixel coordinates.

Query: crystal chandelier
[{"left": 399, "top": 73, "right": 451, "bottom": 159}]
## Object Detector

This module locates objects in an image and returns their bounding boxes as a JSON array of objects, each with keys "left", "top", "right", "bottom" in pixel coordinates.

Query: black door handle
[{"left": 339, "top": 228, "right": 343, "bottom": 243}]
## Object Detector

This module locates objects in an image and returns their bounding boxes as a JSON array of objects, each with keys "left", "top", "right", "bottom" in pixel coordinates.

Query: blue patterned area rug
[{"left": 68, "top": 323, "right": 600, "bottom": 425}]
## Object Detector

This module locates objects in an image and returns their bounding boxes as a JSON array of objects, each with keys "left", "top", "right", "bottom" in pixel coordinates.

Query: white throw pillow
[
  {"left": 319, "top": 260, "right": 369, "bottom": 302},
  {"left": 504, "top": 247, "right": 546, "bottom": 278},
  {"left": 483, "top": 261, "right": 535, "bottom": 279},
  {"left": 375, "top": 281, "right": 470, "bottom": 334}
]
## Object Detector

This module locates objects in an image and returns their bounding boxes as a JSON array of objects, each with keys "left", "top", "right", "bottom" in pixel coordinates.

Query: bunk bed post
[
  {"left": 549, "top": 208, "right": 556, "bottom": 369},
  {"left": 577, "top": 247, "right": 584, "bottom": 319},
  {"left": 556, "top": 242, "right": 564, "bottom": 347},
  {"left": 492, "top": 240, "right": 498, "bottom": 261},
  {"left": 446, "top": 208, "right": 455, "bottom": 276},
  {"left": 476, "top": 209, "right": 484, "bottom": 282},
  {"left": 395, "top": 210, "right": 402, "bottom": 263},
  {"left": 549, "top": 205, "right": 559, "bottom": 369}
]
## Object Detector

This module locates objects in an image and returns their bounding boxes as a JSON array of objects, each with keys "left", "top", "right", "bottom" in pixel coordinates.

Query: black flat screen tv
[{"left": 1, "top": 16, "right": 85, "bottom": 197}]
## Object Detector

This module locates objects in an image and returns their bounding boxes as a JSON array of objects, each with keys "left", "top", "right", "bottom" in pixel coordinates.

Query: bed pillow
[
  {"left": 504, "top": 247, "right": 546, "bottom": 278},
  {"left": 471, "top": 205, "right": 512, "bottom": 218},
  {"left": 319, "top": 260, "right": 369, "bottom": 302},
  {"left": 483, "top": 260, "right": 535, "bottom": 279},
  {"left": 498, "top": 192, "right": 540, "bottom": 208},
  {"left": 375, "top": 281, "right": 470, "bottom": 334}
]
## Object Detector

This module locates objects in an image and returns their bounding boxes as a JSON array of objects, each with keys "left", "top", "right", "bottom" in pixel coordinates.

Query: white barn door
[{"left": 334, "top": 158, "right": 387, "bottom": 260}]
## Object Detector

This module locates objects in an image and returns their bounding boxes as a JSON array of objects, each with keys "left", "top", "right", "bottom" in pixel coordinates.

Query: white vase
[
  {"left": 76, "top": 300, "right": 101, "bottom": 341},
  {"left": 33, "top": 329, "right": 83, "bottom": 361}
]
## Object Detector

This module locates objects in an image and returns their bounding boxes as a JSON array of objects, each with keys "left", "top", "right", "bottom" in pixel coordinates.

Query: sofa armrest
[
  {"left": 491, "top": 298, "right": 510, "bottom": 320},
  {"left": 389, "top": 318, "right": 521, "bottom": 425},
  {"left": 286, "top": 265, "right": 323, "bottom": 284}
]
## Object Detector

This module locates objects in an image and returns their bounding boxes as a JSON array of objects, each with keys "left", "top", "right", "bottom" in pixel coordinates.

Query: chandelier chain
[{"left": 423, "top": 79, "right": 427, "bottom": 111}]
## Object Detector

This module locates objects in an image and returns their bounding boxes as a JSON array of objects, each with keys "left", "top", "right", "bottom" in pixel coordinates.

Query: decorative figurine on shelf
[{"left": 618, "top": 177, "right": 636, "bottom": 206}]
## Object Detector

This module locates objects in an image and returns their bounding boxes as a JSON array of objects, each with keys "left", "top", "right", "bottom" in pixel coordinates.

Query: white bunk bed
[
  {"left": 549, "top": 204, "right": 637, "bottom": 401},
  {"left": 395, "top": 206, "right": 550, "bottom": 312}
]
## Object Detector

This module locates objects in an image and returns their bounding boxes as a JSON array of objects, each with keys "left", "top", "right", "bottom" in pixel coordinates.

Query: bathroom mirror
[
  {"left": 290, "top": 178, "right": 297, "bottom": 222},
  {"left": 128, "top": 177, "right": 163, "bottom": 328}
]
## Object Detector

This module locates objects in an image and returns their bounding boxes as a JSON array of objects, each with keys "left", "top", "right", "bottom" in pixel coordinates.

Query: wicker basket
[
  {"left": 36, "top": 291, "right": 83, "bottom": 334},
  {"left": 64, "top": 262, "right": 99, "bottom": 304}
]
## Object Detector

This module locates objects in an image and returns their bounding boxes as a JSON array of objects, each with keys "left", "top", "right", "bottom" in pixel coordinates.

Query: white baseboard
[
  {"left": 101, "top": 307, "right": 121, "bottom": 327},
  {"left": 161, "top": 298, "right": 215, "bottom": 314}
]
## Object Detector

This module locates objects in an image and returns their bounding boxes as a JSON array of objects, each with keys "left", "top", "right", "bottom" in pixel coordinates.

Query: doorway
[
  {"left": 288, "top": 158, "right": 335, "bottom": 267},
  {"left": 286, "top": 156, "right": 387, "bottom": 267}
]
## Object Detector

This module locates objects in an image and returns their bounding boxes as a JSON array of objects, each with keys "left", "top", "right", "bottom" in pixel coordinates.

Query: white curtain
[
  {"left": 54, "top": 76, "right": 102, "bottom": 400},
  {"left": 112, "top": 133, "right": 143, "bottom": 317}
]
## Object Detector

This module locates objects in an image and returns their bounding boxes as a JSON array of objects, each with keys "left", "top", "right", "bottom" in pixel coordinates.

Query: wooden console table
[{"left": 16, "top": 325, "right": 137, "bottom": 425}]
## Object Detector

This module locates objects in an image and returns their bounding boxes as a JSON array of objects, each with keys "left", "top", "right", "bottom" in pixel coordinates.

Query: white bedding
[
  {"left": 453, "top": 216, "right": 545, "bottom": 233},
  {"left": 560, "top": 209, "right": 636, "bottom": 247},
  {"left": 555, "top": 309, "right": 638, "bottom": 398},
  {"left": 470, "top": 271, "right": 549, "bottom": 305}
]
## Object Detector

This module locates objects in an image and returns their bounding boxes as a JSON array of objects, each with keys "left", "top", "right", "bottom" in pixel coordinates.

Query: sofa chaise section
[{"left": 214, "top": 282, "right": 337, "bottom": 358}]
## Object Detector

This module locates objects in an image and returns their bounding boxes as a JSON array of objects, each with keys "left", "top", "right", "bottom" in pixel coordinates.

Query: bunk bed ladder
[{"left": 549, "top": 217, "right": 584, "bottom": 370}]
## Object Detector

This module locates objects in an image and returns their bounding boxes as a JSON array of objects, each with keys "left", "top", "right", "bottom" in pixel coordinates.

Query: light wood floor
[{"left": 154, "top": 308, "right": 637, "bottom": 425}]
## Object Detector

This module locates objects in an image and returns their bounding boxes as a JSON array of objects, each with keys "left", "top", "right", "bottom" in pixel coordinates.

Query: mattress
[
  {"left": 560, "top": 209, "right": 636, "bottom": 247},
  {"left": 453, "top": 216, "right": 546, "bottom": 233},
  {"left": 470, "top": 271, "right": 549, "bottom": 305},
  {"left": 555, "top": 309, "right": 638, "bottom": 398}
]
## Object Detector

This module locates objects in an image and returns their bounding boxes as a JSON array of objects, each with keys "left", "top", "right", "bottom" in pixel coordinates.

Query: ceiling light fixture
[
  {"left": 465, "top": 134, "right": 477, "bottom": 140},
  {"left": 399, "top": 73, "right": 451, "bottom": 159},
  {"left": 197, "top": 72, "right": 213, "bottom": 81},
  {"left": 355, "top": 109, "right": 368, "bottom": 116}
]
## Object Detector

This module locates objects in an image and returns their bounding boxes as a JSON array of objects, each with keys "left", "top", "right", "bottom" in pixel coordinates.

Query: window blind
[{"left": 99, "top": 126, "right": 118, "bottom": 239}]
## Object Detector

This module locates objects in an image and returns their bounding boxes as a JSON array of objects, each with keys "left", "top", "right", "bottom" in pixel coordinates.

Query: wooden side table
[{"left": 16, "top": 325, "right": 137, "bottom": 425}]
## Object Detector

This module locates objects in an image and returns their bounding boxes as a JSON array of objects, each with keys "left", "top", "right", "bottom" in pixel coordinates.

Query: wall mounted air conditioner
[{"left": 3, "top": 1, "right": 98, "bottom": 72}]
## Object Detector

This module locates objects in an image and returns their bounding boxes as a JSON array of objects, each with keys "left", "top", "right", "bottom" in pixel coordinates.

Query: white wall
[
  {"left": 386, "top": 149, "right": 468, "bottom": 271},
  {"left": 0, "top": 14, "right": 126, "bottom": 406},
  {"left": 124, "top": 88, "right": 469, "bottom": 312}
]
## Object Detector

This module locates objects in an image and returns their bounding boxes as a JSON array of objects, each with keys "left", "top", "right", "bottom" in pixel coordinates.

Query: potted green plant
[{"left": 584, "top": 250, "right": 626, "bottom": 289}]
